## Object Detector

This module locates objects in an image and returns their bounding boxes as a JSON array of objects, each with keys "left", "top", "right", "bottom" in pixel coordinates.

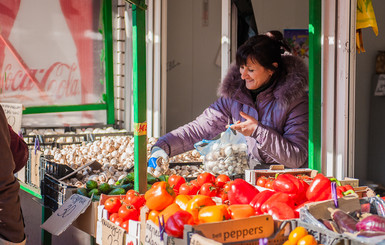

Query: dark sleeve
[
  {"left": 8, "top": 125, "right": 29, "bottom": 173},
  {"left": 0, "top": 107, "right": 25, "bottom": 242}
]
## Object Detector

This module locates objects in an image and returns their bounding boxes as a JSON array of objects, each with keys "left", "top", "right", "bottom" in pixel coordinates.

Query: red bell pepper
[
  {"left": 260, "top": 192, "right": 295, "bottom": 213},
  {"left": 272, "top": 174, "right": 308, "bottom": 205},
  {"left": 165, "top": 210, "right": 194, "bottom": 238},
  {"left": 227, "top": 179, "right": 260, "bottom": 205},
  {"left": 306, "top": 173, "right": 331, "bottom": 202},
  {"left": 249, "top": 190, "right": 275, "bottom": 214},
  {"left": 267, "top": 201, "right": 297, "bottom": 220}
]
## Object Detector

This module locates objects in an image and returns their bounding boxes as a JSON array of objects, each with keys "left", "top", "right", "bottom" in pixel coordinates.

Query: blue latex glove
[{"left": 148, "top": 146, "right": 169, "bottom": 169}]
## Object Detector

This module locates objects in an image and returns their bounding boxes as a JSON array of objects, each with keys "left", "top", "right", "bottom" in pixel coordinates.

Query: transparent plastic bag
[{"left": 194, "top": 127, "right": 249, "bottom": 176}]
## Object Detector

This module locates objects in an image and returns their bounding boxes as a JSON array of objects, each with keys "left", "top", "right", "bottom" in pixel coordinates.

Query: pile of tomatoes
[{"left": 104, "top": 190, "right": 146, "bottom": 232}]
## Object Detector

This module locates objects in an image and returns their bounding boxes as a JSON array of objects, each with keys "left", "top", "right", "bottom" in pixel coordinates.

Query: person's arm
[
  {"left": 8, "top": 125, "right": 29, "bottom": 173},
  {"left": 251, "top": 98, "right": 308, "bottom": 168},
  {"left": 154, "top": 97, "right": 232, "bottom": 157},
  {"left": 0, "top": 107, "right": 25, "bottom": 242}
]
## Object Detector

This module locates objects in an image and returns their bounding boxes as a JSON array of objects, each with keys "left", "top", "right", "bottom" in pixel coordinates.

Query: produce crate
[
  {"left": 43, "top": 156, "right": 75, "bottom": 179},
  {"left": 24, "top": 150, "right": 46, "bottom": 188},
  {"left": 297, "top": 220, "right": 348, "bottom": 245},
  {"left": 42, "top": 173, "right": 77, "bottom": 211},
  {"left": 244, "top": 168, "right": 318, "bottom": 185}
]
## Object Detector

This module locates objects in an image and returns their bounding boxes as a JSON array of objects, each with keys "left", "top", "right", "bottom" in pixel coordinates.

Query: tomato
[
  {"left": 120, "top": 220, "right": 129, "bottom": 232},
  {"left": 288, "top": 226, "right": 308, "bottom": 244},
  {"left": 168, "top": 175, "right": 186, "bottom": 193},
  {"left": 223, "top": 181, "right": 233, "bottom": 193},
  {"left": 179, "top": 182, "right": 199, "bottom": 195},
  {"left": 256, "top": 176, "right": 268, "bottom": 187},
  {"left": 215, "top": 174, "right": 230, "bottom": 188},
  {"left": 199, "top": 183, "right": 218, "bottom": 197},
  {"left": 216, "top": 188, "right": 228, "bottom": 203},
  {"left": 297, "top": 235, "right": 317, "bottom": 245},
  {"left": 197, "top": 172, "right": 216, "bottom": 186},
  {"left": 190, "top": 179, "right": 201, "bottom": 188},
  {"left": 118, "top": 205, "right": 140, "bottom": 221},
  {"left": 109, "top": 212, "right": 119, "bottom": 223},
  {"left": 265, "top": 179, "right": 274, "bottom": 189},
  {"left": 114, "top": 217, "right": 124, "bottom": 227},
  {"left": 104, "top": 197, "right": 122, "bottom": 214},
  {"left": 125, "top": 192, "right": 146, "bottom": 210}
]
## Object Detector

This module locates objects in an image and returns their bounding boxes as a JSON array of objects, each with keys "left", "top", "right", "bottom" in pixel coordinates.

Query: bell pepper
[
  {"left": 198, "top": 204, "right": 230, "bottom": 224},
  {"left": 158, "top": 203, "right": 181, "bottom": 224},
  {"left": 266, "top": 201, "right": 296, "bottom": 220},
  {"left": 145, "top": 181, "right": 176, "bottom": 211},
  {"left": 227, "top": 179, "right": 260, "bottom": 205},
  {"left": 147, "top": 210, "right": 160, "bottom": 224},
  {"left": 227, "top": 204, "right": 255, "bottom": 219},
  {"left": 306, "top": 173, "right": 331, "bottom": 202},
  {"left": 165, "top": 210, "right": 194, "bottom": 238},
  {"left": 186, "top": 195, "right": 216, "bottom": 224},
  {"left": 260, "top": 192, "right": 294, "bottom": 214},
  {"left": 174, "top": 194, "right": 192, "bottom": 211},
  {"left": 272, "top": 174, "right": 308, "bottom": 205},
  {"left": 249, "top": 190, "right": 275, "bottom": 214}
]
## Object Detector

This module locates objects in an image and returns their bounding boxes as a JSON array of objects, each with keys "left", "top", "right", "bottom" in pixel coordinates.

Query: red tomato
[
  {"left": 125, "top": 190, "right": 139, "bottom": 199},
  {"left": 125, "top": 192, "right": 146, "bottom": 210},
  {"left": 118, "top": 205, "right": 140, "bottom": 221},
  {"left": 179, "top": 182, "right": 199, "bottom": 195},
  {"left": 120, "top": 220, "right": 129, "bottom": 232},
  {"left": 114, "top": 217, "right": 124, "bottom": 227},
  {"left": 109, "top": 213, "right": 119, "bottom": 223},
  {"left": 215, "top": 174, "right": 231, "bottom": 188},
  {"left": 190, "top": 179, "right": 202, "bottom": 188},
  {"left": 197, "top": 172, "right": 216, "bottom": 186},
  {"left": 265, "top": 179, "right": 274, "bottom": 189},
  {"left": 199, "top": 183, "right": 218, "bottom": 197},
  {"left": 256, "top": 177, "right": 268, "bottom": 187},
  {"left": 223, "top": 181, "right": 233, "bottom": 193},
  {"left": 216, "top": 188, "right": 228, "bottom": 203},
  {"left": 104, "top": 197, "right": 122, "bottom": 214},
  {"left": 168, "top": 175, "right": 186, "bottom": 193}
]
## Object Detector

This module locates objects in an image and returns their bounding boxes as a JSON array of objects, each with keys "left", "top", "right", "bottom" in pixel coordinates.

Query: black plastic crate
[
  {"left": 43, "top": 156, "right": 75, "bottom": 179},
  {"left": 24, "top": 150, "right": 46, "bottom": 188},
  {"left": 42, "top": 174, "right": 77, "bottom": 211},
  {"left": 297, "top": 220, "right": 348, "bottom": 245}
]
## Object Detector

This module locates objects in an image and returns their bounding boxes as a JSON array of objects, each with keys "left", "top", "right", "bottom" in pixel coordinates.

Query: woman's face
[{"left": 239, "top": 57, "right": 275, "bottom": 90}]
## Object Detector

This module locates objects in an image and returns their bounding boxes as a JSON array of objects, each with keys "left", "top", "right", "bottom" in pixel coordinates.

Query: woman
[{"left": 151, "top": 33, "right": 308, "bottom": 169}]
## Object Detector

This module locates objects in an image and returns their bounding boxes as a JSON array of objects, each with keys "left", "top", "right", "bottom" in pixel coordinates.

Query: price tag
[
  {"left": 144, "top": 220, "right": 162, "bottom": 245},
  {"left": 41, "top": 194, "right": 91, "bottom": 236},
  {"left": 101, "top": 218, "right": 125, "bottom": 245},
  {"left": 134, "top": 122, "right": 147, "bottom": 136},
  {"left": 0, "top": 103, "right": 22, "bottom": 133}
]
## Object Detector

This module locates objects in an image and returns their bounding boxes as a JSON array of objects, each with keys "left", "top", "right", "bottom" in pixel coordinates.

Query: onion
[{"left": 356, "top": 215, "right": 385, "bottom": 232}]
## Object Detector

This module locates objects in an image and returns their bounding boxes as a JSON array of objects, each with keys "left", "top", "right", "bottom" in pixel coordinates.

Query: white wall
[{"left": 166, "top": 0, "right": 222, "bottom": 132}]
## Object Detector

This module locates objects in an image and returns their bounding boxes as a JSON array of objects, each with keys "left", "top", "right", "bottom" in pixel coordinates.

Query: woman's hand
[{"left": 229, "top": 112, "right": 258, "bottom": 136}]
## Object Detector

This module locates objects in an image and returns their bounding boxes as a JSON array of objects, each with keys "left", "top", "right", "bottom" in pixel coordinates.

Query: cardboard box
[
  {"left": 338, "top": 177, "right": 359, "bottom": 187},
  {"left": 72, "top": 200, "right": 98, "bottom": 237},
  {"left": 245, "top": 168, "right": 318, "bottom": 185},
  {"left": 353, "top": 186, "right": 376, "bottom": 198}
]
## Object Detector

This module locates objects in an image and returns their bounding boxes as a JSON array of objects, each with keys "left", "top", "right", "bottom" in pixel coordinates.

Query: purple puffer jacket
[{"left": 155, "top": 55, "right": 308, "bottom": 168}]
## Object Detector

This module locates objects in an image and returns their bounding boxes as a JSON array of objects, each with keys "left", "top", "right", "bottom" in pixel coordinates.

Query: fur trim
[{"left": 217, "top": 55, "right": 308, "bottom": 105}]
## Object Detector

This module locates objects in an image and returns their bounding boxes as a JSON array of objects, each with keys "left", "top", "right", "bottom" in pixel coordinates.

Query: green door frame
[{"left": 308, "top": 0, "right": 322, "bottom": 172}]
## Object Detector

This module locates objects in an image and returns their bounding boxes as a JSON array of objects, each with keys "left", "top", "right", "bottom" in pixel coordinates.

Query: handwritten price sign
[
  {"left": 101, "top": 218, "right": 125, "bottom": 245},
  {"left": 0, "top": 103, "right": 22, "bottom": 133},
  {"left": 134, "top": 122, "right": 147, "bottom": 136},
  {"left": 40, "top": 194, "right": 91, "bottom": 236}
]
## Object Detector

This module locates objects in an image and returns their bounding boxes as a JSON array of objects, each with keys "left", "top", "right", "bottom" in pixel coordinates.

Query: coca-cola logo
[{"left": 0, "top": 61, "right": 81, "bottom": 101}]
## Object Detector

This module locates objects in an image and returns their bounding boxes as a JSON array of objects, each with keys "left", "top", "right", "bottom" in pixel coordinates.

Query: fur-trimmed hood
[{"left": 218, "top": 55, "right": 308, "bottom": 106}]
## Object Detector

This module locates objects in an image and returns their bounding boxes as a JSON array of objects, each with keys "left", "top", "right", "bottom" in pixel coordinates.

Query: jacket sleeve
[
  {"left": 154, "top": 97, "right": 231, "bottom": 157},
  {"left": 8, "top": 125, "right": 29, "bottom": 173},
  {"left": 0, "top": 107, "right": 25, "bottom": 242},
  {"left": 251, "top": 97, "right": 308, "bottom": 168}
]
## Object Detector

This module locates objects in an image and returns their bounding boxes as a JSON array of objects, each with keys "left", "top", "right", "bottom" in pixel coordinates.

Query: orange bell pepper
[
  {"left": 174, "top": 194, "right": 192, "bottom": 211},
  {"left": 147, "top": 210, "right": 160, "bottom": 223},
  {"left": 186, "top": 195, "right": 216, "bottom": 224},
  {"left": 198, "top": 204, "right": 230, "bottom": 224},
  {"left": 227, "top": 204, "right": 255, "bottom": 219},
  {"left": 158, "top": 203, "right": 181, "bottom": 223},
  {"left": 145, "top": 181, "right": 175, "bottom": 211}
]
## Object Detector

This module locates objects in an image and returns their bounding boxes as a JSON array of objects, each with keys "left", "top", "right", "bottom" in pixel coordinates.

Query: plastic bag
[{"left": 194, "top": 127, "right": 249, "bottom": 176}]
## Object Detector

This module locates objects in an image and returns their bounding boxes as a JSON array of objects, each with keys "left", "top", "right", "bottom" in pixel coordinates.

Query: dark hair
[
  {"left": 265, "top": 30, "right": 291, "bottom": 53},
  {"left": 236, "top": 33, "right": 287, "bottom": 74}
]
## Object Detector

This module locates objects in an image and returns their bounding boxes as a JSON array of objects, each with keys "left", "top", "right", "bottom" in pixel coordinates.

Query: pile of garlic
[{"left": 203, "top": 142, "right": 249, "bottom": 176}]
